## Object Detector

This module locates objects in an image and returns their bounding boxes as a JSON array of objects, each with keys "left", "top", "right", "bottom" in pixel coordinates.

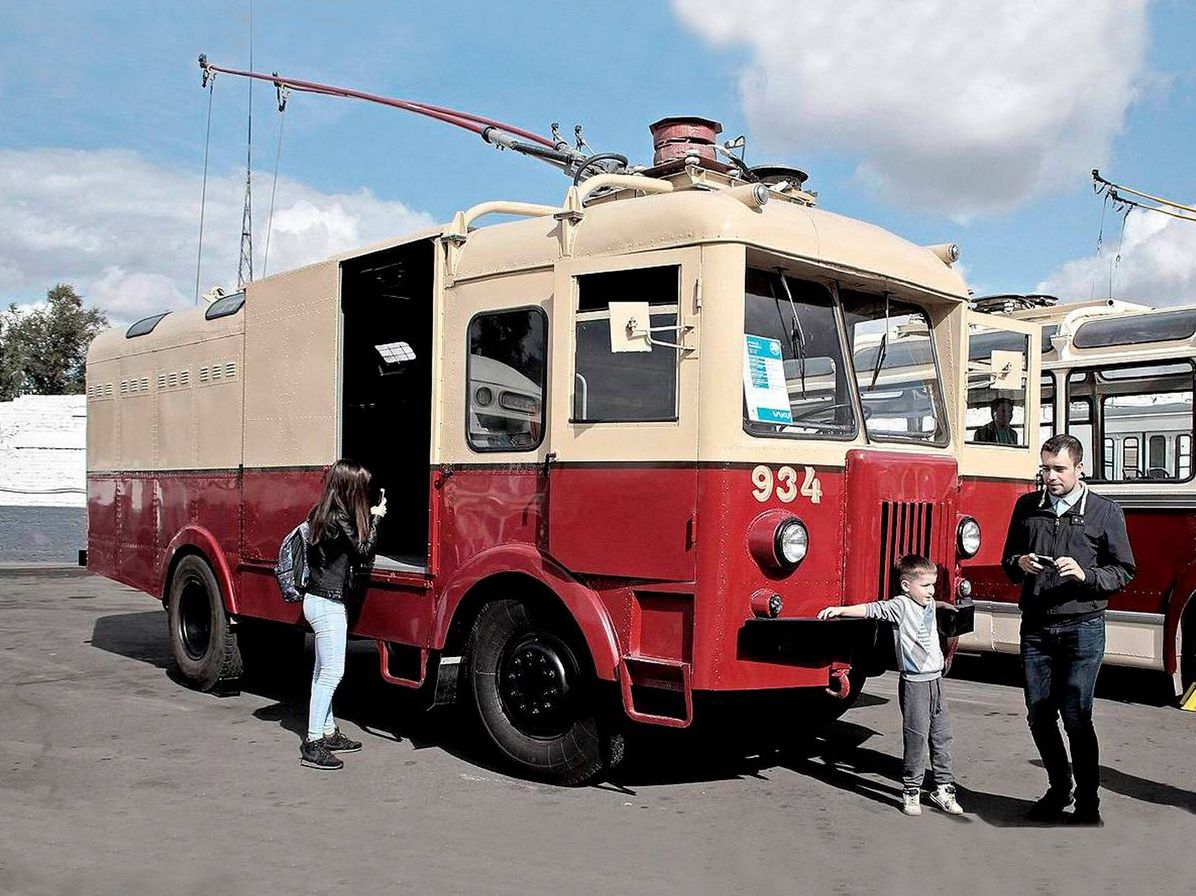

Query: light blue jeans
[{"left": 303, "top": 594, "right": 347, "bottom": 742}]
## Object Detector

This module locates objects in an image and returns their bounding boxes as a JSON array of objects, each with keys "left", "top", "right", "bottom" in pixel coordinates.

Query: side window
[
  {"left": 1123, "top": 437, "right": 1141, "bottom": 479},
  {"left": 966, "top": 325, "right": 1029, "bottom": 447},
  {"left": 1040, "top": 372, "right": 1056, "bottom": 439},
  {"left": 466, "top": 309, "right": 547, "bottom": 452},
  {"left": 573, "top": 266, "right": 679, "bottom": 422},
  {"left": 1069, "top": 362, "right": 1195, "bottom": 482}
]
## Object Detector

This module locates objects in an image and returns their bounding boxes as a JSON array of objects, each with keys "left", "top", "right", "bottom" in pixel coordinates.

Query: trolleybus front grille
[{"left": 876, "top": 501, "right": 934, "bottom": 600}]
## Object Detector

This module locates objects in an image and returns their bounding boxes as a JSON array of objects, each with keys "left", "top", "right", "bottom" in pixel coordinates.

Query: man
[
  {"left": 1001, "top": 434, "right": 1135, "bottom": 826},
  {"left": 974, "top": 396, "right": 1019, "bottom": 445}
]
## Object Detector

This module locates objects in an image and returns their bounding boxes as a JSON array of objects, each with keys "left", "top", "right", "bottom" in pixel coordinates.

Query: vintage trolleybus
[
  {"left": 959, "top": 296, "right": 1196, "bottom": 697},
  {"left": 85, "top": 121, "right": 1030, "bottom": 782}
]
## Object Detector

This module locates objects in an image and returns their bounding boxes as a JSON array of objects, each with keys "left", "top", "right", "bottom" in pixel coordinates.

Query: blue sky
[{"left": 2, "top": 1, "right": 1194, "bottom": 321}]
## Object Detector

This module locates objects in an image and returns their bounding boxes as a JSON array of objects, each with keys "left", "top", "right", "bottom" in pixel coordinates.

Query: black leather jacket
[
  {"left": 1001, "top": 485, "right": 1135, "bottom": 626},
  {"left": 305, "top": 510, "right": 380, "bottom": 601}
]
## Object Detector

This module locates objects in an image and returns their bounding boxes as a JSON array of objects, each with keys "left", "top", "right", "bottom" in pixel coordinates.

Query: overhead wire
[{"left": 194, "top": 78, "right": 216, "bottom": 305}]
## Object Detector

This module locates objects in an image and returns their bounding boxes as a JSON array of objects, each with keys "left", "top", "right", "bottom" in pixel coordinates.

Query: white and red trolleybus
[
  {"left": 85, "top": 124, "right": 1030, "bottom": 782},
  {"left": 959, "top": 296, "right": 1196, "bottom": 697}
]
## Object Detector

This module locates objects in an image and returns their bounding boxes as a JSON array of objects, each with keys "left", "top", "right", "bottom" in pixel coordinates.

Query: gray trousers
[{"left": 897, "top": 676, "right": 955, "bottom": 791}]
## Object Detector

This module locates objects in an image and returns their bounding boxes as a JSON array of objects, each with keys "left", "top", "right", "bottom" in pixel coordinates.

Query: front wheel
[
  {"left": 166, "top": 555, "right": 243, "bottom": 692},
  {"left": 464, "top": 598, "right": 619, "bottom": 785}
]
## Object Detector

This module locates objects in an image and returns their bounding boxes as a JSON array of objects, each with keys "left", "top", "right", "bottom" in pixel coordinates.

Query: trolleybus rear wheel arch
[
  {"left": 166, "top": 553, "right": 243, "bottom": 692},
  {"left": 463, "top": 597, "right": 621, "bottom": 785}
]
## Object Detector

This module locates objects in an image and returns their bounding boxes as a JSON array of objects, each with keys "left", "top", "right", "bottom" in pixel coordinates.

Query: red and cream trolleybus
[
  {"left": 959, "top": 296, "right": 1196, "bottom": 697},
  {"left": 86, "top": 119, "right": 1013, "bottom": 782}
]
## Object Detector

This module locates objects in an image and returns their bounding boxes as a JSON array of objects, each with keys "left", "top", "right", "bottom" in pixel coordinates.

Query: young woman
[{"left": 300, "top": 459, "right": 386, "bottom": 770}]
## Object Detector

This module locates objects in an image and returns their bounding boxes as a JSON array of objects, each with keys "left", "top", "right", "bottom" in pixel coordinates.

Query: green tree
[{"left": 0, "top": 284, "right": 109, "bottom": 401}]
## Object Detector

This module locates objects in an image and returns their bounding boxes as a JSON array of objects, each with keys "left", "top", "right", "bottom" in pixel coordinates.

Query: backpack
[{"left": 275, "top": 521, "right": 311, "bottom": 603}]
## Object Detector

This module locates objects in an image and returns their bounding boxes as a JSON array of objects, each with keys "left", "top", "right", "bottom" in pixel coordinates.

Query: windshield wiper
[
  {"left": 868, "top": 293, "right": 892, "bottom": 391},
  {"left": 774, "top": 269, "right": 807, "bottom": 397}
]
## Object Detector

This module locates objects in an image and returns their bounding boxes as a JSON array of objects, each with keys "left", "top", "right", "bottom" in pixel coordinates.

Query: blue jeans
[
  {"left": 303, "top": 594, "right": 347, "bottom": 742},
  {"left": 1021, "top": 614, "right": 1105, "bottom": 807}
]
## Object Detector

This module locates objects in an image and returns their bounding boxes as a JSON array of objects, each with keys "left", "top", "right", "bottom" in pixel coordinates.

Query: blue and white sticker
[{"left": 743, "top": 335, "right": 792, "bottom": 424}]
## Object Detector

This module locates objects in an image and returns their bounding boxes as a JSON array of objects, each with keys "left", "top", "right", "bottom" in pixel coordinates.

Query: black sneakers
[
  {"left": 300, "top": 738, "right": 344, "bottom": 770},
  {"left": 1067, "top": 804, "right": 1104, "bottom": 827},
  {"left": 321, "top": 728, "right": 363, "bottom": 753},
  {"left": 1025, "top": 789, "right": 1074, "bottom": 822}
]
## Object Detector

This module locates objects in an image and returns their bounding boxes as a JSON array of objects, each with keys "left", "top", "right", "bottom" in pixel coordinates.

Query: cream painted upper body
[{"left": 88, "top": 170, "right": 990, "bottom": 475}]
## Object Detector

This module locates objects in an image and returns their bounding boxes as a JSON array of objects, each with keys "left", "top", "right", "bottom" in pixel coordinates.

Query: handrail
[
  {"left": 573, "top": 174, "right": 673, "bottom": 206},
  {"left": 443, "top": 201, "right": 561, "bottom": 242}
]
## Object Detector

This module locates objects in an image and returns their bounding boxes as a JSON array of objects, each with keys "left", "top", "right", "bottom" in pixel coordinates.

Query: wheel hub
[
  {"left": 178, "top": 578, "right": 211, "bottom": 660},
  {"left": 498, "top": 633, "right": 579, "bottom": 737}
]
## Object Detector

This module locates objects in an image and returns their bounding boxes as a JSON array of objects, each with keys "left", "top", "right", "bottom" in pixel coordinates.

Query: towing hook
[{"left": 825, "top": 667, "right": 852, "bottom": 700}]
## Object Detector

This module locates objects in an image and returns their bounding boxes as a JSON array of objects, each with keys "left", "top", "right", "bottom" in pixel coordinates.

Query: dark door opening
[{"left": 340, "top": 240, "right": 435, "bottom": 567}]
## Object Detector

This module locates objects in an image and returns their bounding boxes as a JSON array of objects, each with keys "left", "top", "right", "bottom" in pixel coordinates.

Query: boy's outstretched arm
[{"left": 817, "top": 603, "right": 872, "bottom": 620}]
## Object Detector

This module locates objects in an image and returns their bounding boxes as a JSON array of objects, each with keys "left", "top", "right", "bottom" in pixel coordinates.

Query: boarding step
[{"left": 618, "top": 655, "right": 693, "bottom": 728}]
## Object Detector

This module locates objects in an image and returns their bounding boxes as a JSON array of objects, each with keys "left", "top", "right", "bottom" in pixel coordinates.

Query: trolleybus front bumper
[{"left": 737, "top": 617, "right": 886, "bottom": 670}]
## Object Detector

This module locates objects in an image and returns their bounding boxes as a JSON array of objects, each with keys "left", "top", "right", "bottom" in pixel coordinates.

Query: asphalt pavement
[{"left": 1, "top": 571, "right": 1193, "bottom": 896}]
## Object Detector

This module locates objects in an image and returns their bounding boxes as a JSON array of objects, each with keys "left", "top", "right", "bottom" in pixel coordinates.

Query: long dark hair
[{"left": 307, "top": 459, "right": 372, "bottom": 543}]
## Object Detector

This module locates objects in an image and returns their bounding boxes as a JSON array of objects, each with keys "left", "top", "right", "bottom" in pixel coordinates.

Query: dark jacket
[
  {"left": 1001, "top": 485, "right": 1135, "bottom": 625},
  {"left": 305, "top": 510, "right": 380, "bottom": 601}
]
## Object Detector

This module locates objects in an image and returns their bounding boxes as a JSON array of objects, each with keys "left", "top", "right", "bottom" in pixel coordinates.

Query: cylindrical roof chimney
[{"left": 649, "top": 116, "right": 723, "bottom": 166}]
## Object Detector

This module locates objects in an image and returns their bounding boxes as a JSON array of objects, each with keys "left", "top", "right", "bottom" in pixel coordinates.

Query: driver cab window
[
  {"left": 966, "top": 325, "right": 1029, "bottom": 447},
  {"left": 741, "top": 269, "right": 857, "bottom": 439}
]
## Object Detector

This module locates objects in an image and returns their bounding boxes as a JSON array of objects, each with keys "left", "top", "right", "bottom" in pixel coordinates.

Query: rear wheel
[
  {"left": 464, "top": 598, "right": 619, "bottom": 785},
  {"left": 166, "top": 555, "right": 243, "bottom": 692}
]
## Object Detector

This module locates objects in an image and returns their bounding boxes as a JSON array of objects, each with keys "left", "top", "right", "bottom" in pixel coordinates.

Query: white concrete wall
[{"left": 0, "top": 395, "right": 87, "bottom": 508}]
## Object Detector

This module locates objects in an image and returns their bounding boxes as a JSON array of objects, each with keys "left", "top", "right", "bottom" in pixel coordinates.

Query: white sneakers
[
  {"left": 903, "top": 785, "right": 964, "bottom": 816},
  {"left": 927, "top": 784, "right": 964, "bottom": 815},
  {"left": 902, "top": 790, "right": 922, "bottom": 816}
]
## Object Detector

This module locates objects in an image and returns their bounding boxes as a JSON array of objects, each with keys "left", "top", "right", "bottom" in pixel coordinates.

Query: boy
[{"left": 817, "top": 554, "right": 963, "bottom": 817}]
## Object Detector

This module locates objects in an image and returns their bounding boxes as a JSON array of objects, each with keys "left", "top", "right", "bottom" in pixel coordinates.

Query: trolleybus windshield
[
  {"left": 741, "top": 269, "right": 857, "bottom": 439},
  {"left": 841, "top": 292, "right": 948, "bottom": 445}
]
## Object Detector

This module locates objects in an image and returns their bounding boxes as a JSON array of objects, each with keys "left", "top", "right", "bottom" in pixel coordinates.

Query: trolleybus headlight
[
  {"left": 776, "top": 518, "right": 809, "bottom": 566},
  {"left": 957, "top": 517, "right": 981, "bottom": 558},
  {"left": 474, "top": 386, "right": 494, "bottom": 407}
]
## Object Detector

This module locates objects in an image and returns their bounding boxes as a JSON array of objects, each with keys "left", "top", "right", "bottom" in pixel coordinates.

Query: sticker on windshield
[{"left": 743, "top": 335, "right": 792, "bottom": 424}]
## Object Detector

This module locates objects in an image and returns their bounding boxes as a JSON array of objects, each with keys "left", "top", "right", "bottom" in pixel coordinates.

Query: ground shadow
[
  {"left": 1101, "top": 765, "right": 1196, "bottom": 814},
  {"left": 1025, "top": 759, "right": 1196, "bottom": 815},
  {"left": 89, "top": 610, "right": 511, "bottom": 776}
]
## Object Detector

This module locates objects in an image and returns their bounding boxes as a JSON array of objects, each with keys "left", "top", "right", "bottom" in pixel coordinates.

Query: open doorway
[{"left": 340, "top": 240, "right": 435, "bottom": 567}]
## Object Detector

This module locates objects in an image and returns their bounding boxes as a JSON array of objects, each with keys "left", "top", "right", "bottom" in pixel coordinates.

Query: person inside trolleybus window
[
  {"left": 818, "top": 555, "right": 963, "bottom": 817},
  {"left": 1001, "top": 434, "right": 1135, "bottom": 825},
  {"left": 974, "top": 396, "right": 1019, "bottom": 445}
]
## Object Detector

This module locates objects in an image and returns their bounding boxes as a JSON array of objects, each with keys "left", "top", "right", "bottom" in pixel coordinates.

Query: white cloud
[
  {"left": 672, "top": 0, "right": 1152, "bottom": 217},
  {"left": 1037, "top": 204, "right": 1196, "bottom": 305},
  {"left": 0, "top": 148, "right": 435, "bottom": 323}
]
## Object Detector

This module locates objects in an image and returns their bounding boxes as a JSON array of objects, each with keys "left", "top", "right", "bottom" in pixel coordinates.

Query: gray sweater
[{"left": 864, "top": 595, "right": 943, "bottom": 681}]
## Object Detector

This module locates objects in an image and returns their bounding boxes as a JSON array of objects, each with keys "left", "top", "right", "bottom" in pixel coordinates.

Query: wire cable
[{"left": 194, "top": 79, "right": 215, "bottom": 305}]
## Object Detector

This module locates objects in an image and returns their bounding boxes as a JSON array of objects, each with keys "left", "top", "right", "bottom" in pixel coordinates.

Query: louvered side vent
[
  {"left": 876, "top": 501, "right": 936, "bottom": 600},
  {"left": 224, "top": 361, "right": 236, "bottom": 379},
  {"left": 211, "top": 364, "right": 222, "bottom": 380},
  {"left": 199, "top": 366, "right": 209, "bottom": 383},
  {"left": 179, "top": 370, "right": 189, "bottom": 386},
  {"left": 157, "top": 374, "right": 167, "bottom": 390}
]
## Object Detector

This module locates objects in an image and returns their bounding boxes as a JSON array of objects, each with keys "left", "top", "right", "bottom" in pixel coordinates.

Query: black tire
[
  {"left": 166, "top": 555, "right": 243, "bottom": 692},
  {"left": 464, "top": 598, "right": 617, "bottom": 785}
]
